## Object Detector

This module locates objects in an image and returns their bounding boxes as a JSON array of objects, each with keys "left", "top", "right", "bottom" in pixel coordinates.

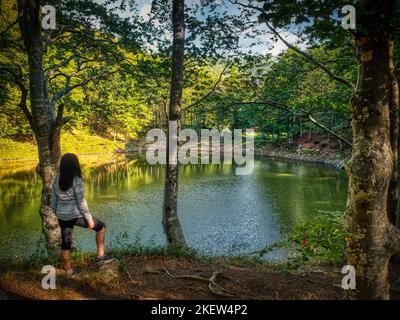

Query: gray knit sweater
[{"left": 51, "top": 175, "right": 93, "bottom": 222}]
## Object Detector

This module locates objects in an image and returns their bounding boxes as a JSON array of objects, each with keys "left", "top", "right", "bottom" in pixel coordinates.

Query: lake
[{"left": 0, "top": 156, "right": 348, "bottom": 262}]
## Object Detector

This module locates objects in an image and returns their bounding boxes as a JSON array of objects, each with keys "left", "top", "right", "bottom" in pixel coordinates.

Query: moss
[
  {"left": 360, "top": 50, "right": 374, "bottom": 62},
  {"left": 354, "top": 190, "right": 375, "bottom": 202},
  {"left": 355, "top": 37, "right": 369, "bottom": 47}
]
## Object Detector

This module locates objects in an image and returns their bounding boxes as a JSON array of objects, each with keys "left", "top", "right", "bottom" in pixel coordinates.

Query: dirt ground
[
  {"left": 0, "top": 256, "right": 347, "bottom": 300},
  {"left": 294, "top": 135, "right": 342, "bottom": 154},
  {"left": 3, "top": 255, "right": 400, "bottom": 300}
]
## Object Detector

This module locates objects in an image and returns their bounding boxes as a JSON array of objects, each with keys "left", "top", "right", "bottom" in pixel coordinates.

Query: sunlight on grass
[
  {"left": 274, "top": 173, "right": 296, "bottom": 177},
  {"left": 0, "top": 139, "right": 37, "bottom": 160},
  {"left": 0, "top": 129, "right": 124, "bottom": 174},
  {"left": 61, "top": 129, "right": 123, "bottom": 155},
  {"left": 0, "top": 154, "right": 119, "bottom": 176},
  {"left": 0, "top": 159, "right": 38, "bottom": 176},
  {"left": 0, "top": 129, "right": 123, "bottom": 161}
]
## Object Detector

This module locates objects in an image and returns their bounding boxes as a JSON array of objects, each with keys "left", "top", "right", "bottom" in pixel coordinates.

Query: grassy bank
[
  {"left": 0, "top": 129, "right": 123, "bottom": 160},
  {"left": 0, "top": 212, "right": 348, "bottom": 300},
  {"left": 0, "top": 247, "right": 344, "bottom": 300}
]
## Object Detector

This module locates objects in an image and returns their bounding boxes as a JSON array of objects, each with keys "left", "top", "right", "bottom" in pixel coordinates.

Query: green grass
[
  {"left": 0, "top": 138, "right": 37, "bottom": 159},
  {"left": 0, "top": 129, "right": 124, "bottom": 160},
  {"left": 61, "top": 129, "right": 123, "bottom": 155},
  {"left": 0, "top": 243, "right": 269, "bottom": 275}
]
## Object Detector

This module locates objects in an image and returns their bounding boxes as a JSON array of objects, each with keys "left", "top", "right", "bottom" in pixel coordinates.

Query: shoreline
[
  {"left": 0, "top": 149, "right": 349, "bottom": 172},
  {"left": 255, "top": 145, "right": 349, "bottom": 172}
]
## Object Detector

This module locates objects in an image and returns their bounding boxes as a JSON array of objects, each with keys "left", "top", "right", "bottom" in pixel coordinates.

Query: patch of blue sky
[{"left": 91, "top": 0, "right": 308, "bottom": 56}]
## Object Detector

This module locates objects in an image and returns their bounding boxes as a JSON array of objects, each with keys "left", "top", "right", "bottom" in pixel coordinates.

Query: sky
[{"left": 104, "top": 0, "right": 304, "bottom": 56}]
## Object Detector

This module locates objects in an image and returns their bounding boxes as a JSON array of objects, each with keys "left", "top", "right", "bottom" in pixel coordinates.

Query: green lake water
[{"left": 0, "top": 157, "right": 348, "bottom": 262}]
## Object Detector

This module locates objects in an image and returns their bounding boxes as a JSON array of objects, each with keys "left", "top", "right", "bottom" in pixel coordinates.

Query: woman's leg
[
  {"left": 95, "top": 224, "right": 116, "bottom": 264},
  {"left": 61, "top": 250, "right": 72, "bottom": 271},
  {"left": 58, "top": 219, "right": 75, "bottom": 272},
  {"left": 96, "top": 227, "right": 106, "bottom": 258},
  {"left": 75, "top": 217, "right": 107, "bottom": 258}
]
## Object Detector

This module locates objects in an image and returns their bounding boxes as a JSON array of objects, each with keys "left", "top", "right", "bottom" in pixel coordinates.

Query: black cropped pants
[{"left": 58, "top": 217, "right": 106, "bottom": 250}]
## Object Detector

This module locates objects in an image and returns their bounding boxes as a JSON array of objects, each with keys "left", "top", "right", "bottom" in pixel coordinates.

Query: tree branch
[
  {"left": 55, "top": 103, "right": 65, "bottom": 127},
  {"left": 229, "top": 0, "right": 355, "bottom": 89},
  {"left": 229, "top": 100, "right": 352, "bottom": 147},
  {"left": 0, "top": 66, "right": 34, "bottom": 131},
  {"left": 264, "top": 22, "right": 355, "bottom": 89},
  {"left": 45, "top": 47, "right": 92, "bottom": 74},
  {"left": 0, "top": 16, "right": 19, "bottom": 37},
  {"left": 51, "top": 70, "right": 118, "bottom": 105},
  {"left": 182, "top": 61, "right": 232, "bottom": 112}
]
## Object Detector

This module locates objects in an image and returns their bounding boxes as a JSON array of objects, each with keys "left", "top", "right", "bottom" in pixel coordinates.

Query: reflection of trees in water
[
  {"left": 84, "top": 154, "right": 238, "bottom": 198},
  {"left": 1, "top": 156, "right": 347, "bottom": 230},
  {"left": 180, "top": 163, "right": 235, "bottom": 177},
  {"left": 0, "top": 156, "right": 237, "bottom": 226},
  {"left": 84, "top": 157, "right": 164, "bottom": 198},
  {"left": 0, "top": 169, "right": 41, "bottom": 219},
  {"left": 255, "top": 160, "right": 347, "bottom": 229}
]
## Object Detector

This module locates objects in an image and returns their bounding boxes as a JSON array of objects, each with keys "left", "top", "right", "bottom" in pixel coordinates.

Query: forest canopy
[{"left": 0, "top": 0, "right": 357, "bottom": 145}]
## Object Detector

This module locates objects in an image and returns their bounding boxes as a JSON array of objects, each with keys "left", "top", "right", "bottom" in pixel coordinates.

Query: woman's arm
[{"left": 74, "top": 178, "right": 94, "bottom": 224}]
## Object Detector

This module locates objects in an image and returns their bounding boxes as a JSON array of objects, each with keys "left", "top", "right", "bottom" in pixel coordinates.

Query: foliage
[
  {"left": 0, "top": 0, "right": 362, "bottom": 149},
  {"left": 257, "top": 211, "right": 348, "bottom": 269}
]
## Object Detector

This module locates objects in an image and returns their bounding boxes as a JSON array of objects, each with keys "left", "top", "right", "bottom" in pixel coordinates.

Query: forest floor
[
  {"left": 0, "top": 255, "right": 346, "bottom": 300},
  {"left": 3, "top": 254, "right": 400, "bottom": 300}
]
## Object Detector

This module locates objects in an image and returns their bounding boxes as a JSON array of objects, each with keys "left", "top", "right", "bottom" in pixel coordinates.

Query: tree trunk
[
  {"left": 396, "top": 62, "right": 400, "bottom": 227},
  {"left": 388, "top": 40, "right": 400, "bottom": 225},
  {"left": 18, "top": 0, "right": 61, "bottom": 256},
  {"left": 345, "top": 0, "right": 396, "bottom": 299},
  {"left": 37, "top": 137, "right": 62, "bottom": 256},
  {"left": 299, "top": 119, "right": 302, "bottom": 137},
  {"left": 162, "top": 0, "right": 187, "bottom": 248}
]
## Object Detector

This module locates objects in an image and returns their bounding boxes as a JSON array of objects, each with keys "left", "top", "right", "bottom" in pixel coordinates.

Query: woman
[{"left": 51, "top": 153, "right": 115, "bottom": 277}]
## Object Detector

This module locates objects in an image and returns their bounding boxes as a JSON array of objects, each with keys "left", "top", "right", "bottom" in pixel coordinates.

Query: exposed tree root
[
  {"left": 143, "top": 266, "right": 162, "bottom": 274},
  {"left": 125, "top": 271, "right": 157, "bottom": 300},
  {"left": 162, "top": 268, "right": 243, "bottom": 299},
  {"left": 126, "top": 271, "right": 134, "bottom": 282}
]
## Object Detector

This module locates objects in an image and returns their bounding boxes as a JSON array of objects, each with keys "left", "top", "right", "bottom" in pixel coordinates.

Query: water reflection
[{"left": 0, "top": 156, "right": 348, "bottom": 262}]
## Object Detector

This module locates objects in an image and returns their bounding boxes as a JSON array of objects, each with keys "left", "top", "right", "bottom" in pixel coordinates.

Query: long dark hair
[{"left": 59, "top": 153, "right": 82, "bottom": 191}]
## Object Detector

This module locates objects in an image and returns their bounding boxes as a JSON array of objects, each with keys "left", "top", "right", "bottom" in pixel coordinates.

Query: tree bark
[
  {"left": 388, "top": 40, "right": 400, "bottom": 225},
  {"left": 18, "top": 0, "right": 61, "bottom": 256},
  {"left": 345, "top": 0, "right": 396, "bottom": 299},
  {"left": 162, "top": 0, "right": 187, "bottom": 248}
]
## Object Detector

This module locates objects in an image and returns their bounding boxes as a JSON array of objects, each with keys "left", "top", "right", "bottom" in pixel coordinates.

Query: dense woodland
[
  {"left": 0, "top": 1, "right": 356, "bottom": 144},
  {"left": 1, "top": 0, "right": 400, "bottom": 299}
]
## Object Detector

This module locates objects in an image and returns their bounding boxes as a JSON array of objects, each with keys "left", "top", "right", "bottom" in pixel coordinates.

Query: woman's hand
[{"left": 87, "top": 219, "right": 95, "bottom": 229}]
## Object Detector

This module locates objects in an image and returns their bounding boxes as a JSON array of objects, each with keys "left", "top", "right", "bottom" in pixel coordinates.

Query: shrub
[{"left": 256, "top": 211, "right": 348, "bottom": 269}]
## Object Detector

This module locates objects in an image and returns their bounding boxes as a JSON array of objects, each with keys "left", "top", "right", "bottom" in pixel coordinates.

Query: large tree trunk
[
  {"left": 18, "top": 0, "right": 61, "bottom": 256},
  {"left": 345, "top": 0, "right": 396, "bottom": 299},
  {"left": 162, "top": 0, "right": 187, "bottom": 248},
  {"left": 388, "top": 40, "right": 400, "bottom": 226}
]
